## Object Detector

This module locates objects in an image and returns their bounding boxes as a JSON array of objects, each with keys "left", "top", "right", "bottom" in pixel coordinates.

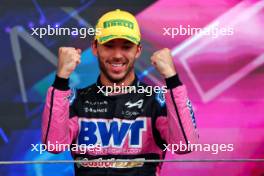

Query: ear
[
  {"left": 91, "top": 40, "right": 98, "bottom": 57},
  {"left": 135, "top": 44, "right": 142, "bottom": 59}
]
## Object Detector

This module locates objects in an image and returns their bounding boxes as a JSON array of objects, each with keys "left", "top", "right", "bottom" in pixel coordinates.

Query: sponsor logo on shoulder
[
  {"left": 186, "top": 99, "right": 197, "bottom": 128},
  {"left": 155, "top": 91, "right": 165, "bottom": 107},
  {"left": 68, "top": 88, "right": 76, "bottom": 105}
]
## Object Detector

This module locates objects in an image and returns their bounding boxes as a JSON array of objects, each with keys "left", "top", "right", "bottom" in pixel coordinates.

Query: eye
[
  {"left": 104, "top": 43, "right": 114, "bottom": 48},
  {"left": 122, "top": 45, "right": 133, "bottom": 50}
]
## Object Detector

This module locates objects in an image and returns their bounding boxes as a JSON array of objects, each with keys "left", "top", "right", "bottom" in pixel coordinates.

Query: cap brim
[{"left": 98, "top": 36, "right": 139, "bottom": 45}]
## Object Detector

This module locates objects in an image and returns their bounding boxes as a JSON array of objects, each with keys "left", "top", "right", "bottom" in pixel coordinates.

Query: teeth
[{"left": 112, "top": 64, "right": 123, "bottom": 67}]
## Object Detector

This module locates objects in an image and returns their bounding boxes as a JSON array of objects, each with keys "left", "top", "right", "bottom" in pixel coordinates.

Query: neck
[{"left": 100, "top": 72, "right": 135, "bottom": 87}]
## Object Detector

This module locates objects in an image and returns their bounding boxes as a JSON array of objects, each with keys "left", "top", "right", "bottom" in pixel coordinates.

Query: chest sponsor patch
[{"left": 78, "top": 118, "right": 147, "bottom": 148}]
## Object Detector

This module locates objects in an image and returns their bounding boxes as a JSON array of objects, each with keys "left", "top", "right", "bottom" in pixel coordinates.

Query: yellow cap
[{"left": 95, "top": 9, "right": 141, "bottom": 45}]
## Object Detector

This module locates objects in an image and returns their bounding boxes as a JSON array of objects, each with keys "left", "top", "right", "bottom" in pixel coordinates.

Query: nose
[{"left": 112, "top": 47, "right": 123, "bottom": 59}]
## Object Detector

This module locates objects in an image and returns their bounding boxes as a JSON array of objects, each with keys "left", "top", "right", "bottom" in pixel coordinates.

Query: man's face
[{"left": 92, "top": 39, "right": 142, "bottom": 83}]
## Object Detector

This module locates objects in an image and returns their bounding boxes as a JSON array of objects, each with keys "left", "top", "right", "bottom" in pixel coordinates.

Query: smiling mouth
[
  {"left": 111, "top": 63, "right": 125, "bottom": 67},
  {"left": 107, "top": 62, "right": 127, "bottom": 73}
]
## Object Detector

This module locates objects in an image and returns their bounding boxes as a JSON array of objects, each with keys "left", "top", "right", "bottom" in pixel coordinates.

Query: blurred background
[{"left": 0, "top": 0, "right": 263, "bottom": 175}]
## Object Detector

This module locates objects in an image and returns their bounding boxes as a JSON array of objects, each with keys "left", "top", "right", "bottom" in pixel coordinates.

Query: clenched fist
[
  {"left": 57, "top": 47, "right": 81, "bottom": 79},
  {"left": 151, "top": 48, "right": 176, "bottom": 78}
]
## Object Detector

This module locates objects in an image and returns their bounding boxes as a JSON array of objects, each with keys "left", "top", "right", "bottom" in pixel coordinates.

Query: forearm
[
  {"left": 165, "top": 75, "right": 199, "bottom": 152},
  {"left": 42, "top": 77, "right": 78, "bottom": 152}
]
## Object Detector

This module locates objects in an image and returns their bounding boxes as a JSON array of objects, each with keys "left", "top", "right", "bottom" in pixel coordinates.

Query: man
[{"left": 42, "top": 9, "right": 198, "bottom": 176}]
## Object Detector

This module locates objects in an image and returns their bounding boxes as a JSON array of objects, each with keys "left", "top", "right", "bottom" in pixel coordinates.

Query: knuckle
[
  {"left": 164, "top": 48, "right": 170, "bottom": 53},
  {"left": 153, "top": 51, "right": 159, "bottom": 56},
  {"left": 60, "top": 47, "right": 76, "bottom": 54},
  {"left": 59, "top": 47, "right": 65, "bottom": 53},
  {"left": 74, "top": 57, "right": 80, "bottom": 62}
]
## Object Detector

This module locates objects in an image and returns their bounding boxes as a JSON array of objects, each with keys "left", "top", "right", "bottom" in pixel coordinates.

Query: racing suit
[{"left": 42, "top": 74, "right": 198, "bottom": 176}]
